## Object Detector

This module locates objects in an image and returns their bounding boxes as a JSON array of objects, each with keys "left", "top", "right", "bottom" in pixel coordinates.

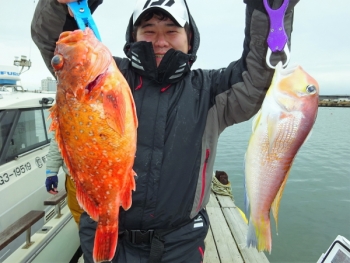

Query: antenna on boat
[
  {"left": 28, "top": 0, "right": 36, "bottom": 63},
  {"left": 13, "top": 0, "right": 36, "bottom": 76},
  {"left": 13, "top": 55, "right": 32, "bottom": 75}
]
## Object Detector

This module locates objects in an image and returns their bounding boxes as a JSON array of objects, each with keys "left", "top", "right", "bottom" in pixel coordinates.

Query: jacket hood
[{"left": 123, "top": 0, "right": 200, "bottom": 84}]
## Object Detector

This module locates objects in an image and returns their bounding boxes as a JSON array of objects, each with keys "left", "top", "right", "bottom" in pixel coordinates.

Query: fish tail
[
  {"left": 93, "top": 222, "right": 118, "bottom": 263},
  {"left": 243, "top": 161, "right": 250, "bottom": 217},
  {"left": 246, "top": 216, "right": 272, "bottom": 253}
]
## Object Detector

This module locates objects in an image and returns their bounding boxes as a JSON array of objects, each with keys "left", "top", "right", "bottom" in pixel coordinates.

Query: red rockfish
[
  {"left": 49, "top": 28, "right": 138, "bottom": 262},
  {"left": 245, "top": 62, "right": 319, "bottom": 253}
]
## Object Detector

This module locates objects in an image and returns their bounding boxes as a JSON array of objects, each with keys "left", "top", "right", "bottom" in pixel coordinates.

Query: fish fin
[
  {"left": 51, "top": 113, "right": 75, "bottom": 186},
  {"left": 86, "top": 85, "right": 102, "bottom": 101},
  {"left": 54, "top": 126, "right": 99, "bottom": 220},
  {"left": 49, "top": 117, "right": 59, "bottom": 132},
  {"left": 93, "top": 201, "right": 119, "bottom": 263},
  {"left": 120, "top": 169, "right": 136, "bottom": 210},
  {"left": 238, "top": 207, "right": 248, "bottom": 224},
  {"left": 246, "top": 216, "right": 272, "bottom": 253},
  {"left": 130, "top": 94, "right": 138, "bottom": 128},
  {"left": 53, "top": 123, "right": 70, "bottom": 169},
  {"left": 48, "top": 103, "right": 57, "bottom": 117},
  {"left": 252, "top": 110, "right": 262, "bottom": 133},
  {"left": 243, "top": 154, "right": 250, "bottom": 217},
  {"left": 75, "top": 179, "right": 99, "bottom": 221},
  {"left": 55, "top": 139, "right": 99, "bottom": 220},
  {"left": 48, "top": 104, "right": 58, "bottom": 132},
  {"left": 94, "top": 224, "right": 118, "bottom": 262},
  {"left": 246, "top": 217, "right": 258, "bottom": 249},
  {"left": 103, "top": 89, "right": 126, "bottom": 134},
  {"left": 124, "top": 86, "right": 138, "bottom": 128},
  {"left": 267, "top": 112, "right": 283, "bottom": 152},
  {"left": 271, "top": 168, "right": 291, "bottom": 233}
]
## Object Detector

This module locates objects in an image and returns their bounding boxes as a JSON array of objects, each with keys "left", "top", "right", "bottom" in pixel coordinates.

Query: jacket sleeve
[
  {"left": 31, "top": 0, "right": 103, "bottom": 77},
  {"left": 212, "top": 2, "right": 296, "bottom": 131},
  {"left": 46, "top": 135, "right": 64, "bottom": 177}
]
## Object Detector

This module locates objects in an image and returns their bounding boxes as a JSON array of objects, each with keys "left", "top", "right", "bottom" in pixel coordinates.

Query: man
[{"left": 32, "top": 0, "right": 299, "bottom": 262}]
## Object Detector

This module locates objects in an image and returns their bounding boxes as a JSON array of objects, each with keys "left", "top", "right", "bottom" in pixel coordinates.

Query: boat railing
[
  {"left": 43, "top": 190, "right": 68, "bottom": 219},
  {"left": 0, "top": 85, "right": 26, "bottom": 93},
  {"left": 0, "top": 211, "right": 45, "bottom": 251},
  {"left": 0, "top": 189, "right": 79, "bottom": 263}
]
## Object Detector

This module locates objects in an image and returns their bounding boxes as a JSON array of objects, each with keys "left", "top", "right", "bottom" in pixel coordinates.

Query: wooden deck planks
[
  {"left": 223, "top": 207, "right": 270, "bottom": 263},
  {"left": 203, "top": 227, "right": 220, "bottom": 263},
  {"left": 204, "top": 192, "right": 270, "bottom": 263},
  {"left": 216, "top": 194, "right": 236, "bottom": 208}
]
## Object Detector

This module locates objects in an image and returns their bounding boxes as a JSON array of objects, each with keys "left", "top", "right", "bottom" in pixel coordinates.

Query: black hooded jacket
[{"left": 31, "top": 0, "right": 295, "bottom": 231}]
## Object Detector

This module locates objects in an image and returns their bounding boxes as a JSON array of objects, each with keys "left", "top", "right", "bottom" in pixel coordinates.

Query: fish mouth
[{"left": 85, "top": 73, "right": 105, "bottom": 93}]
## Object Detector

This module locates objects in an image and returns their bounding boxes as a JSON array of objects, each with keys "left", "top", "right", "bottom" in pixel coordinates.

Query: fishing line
[{"left": 28, "top": 0, "right": 37, "bottom": 60}]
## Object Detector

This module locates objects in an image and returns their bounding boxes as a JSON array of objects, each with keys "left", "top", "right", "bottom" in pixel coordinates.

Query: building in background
[{"left": 41, "top": 77, "right": 57, "bottom": 92}]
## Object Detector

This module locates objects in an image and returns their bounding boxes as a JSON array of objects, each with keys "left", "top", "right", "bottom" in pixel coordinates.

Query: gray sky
[{"left": 0, "top": 0, "right": 349, "bottom": 95}]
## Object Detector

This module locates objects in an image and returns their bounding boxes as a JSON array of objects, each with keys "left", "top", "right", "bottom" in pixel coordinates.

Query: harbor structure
[{"left": 41, "top": 77, "right": 57, "bottom": 92}]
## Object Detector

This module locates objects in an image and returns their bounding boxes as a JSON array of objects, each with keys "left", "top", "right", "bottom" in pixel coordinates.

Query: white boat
[{"left": 0, "top": 88, "right": 80, "bottom": 262}]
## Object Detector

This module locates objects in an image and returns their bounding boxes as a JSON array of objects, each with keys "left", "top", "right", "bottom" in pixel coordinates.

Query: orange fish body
[
  {"left": 245, "top": 62, "right": 319, "bottom": 253},
  {"left": 49, "top": 28, "right": 138, "bottom": 262}
]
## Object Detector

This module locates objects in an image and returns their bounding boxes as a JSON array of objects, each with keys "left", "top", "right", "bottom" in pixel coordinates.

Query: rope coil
[{"left": 211, "top": 175, "right": 233, "bottom": 200}]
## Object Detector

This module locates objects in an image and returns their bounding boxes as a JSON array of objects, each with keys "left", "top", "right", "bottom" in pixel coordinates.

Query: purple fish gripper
[{"left": 263, "top": 0, "right": 290, "bottom": 68}]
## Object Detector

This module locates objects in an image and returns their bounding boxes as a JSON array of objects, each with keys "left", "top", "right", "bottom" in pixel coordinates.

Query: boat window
[
  {"left": 0, "top": 107, "right": 52, "bottom": 165},
  {"left": 0, "top": 110, "right": 17, "bottom": 157}
]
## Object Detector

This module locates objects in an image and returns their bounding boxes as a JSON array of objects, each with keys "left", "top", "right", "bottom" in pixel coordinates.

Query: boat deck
[{"left": 204, "top": 192, "right": 270, "bottom": 263}]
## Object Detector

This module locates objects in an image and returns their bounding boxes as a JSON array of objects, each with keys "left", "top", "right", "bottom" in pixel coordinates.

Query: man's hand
[
  {"left": 57, "top": 0, "right": 76, "bottom": 17},
  {"left": 244, "top": 0, "right": 300, "bottom": 13},
  {"left": 45, "top": 175, "right": 59, "bottom": 195},
  {"left": 57, "top": 0, "right": 103, "bottom": 18}
]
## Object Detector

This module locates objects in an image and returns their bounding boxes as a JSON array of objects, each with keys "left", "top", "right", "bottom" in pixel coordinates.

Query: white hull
[
  {"left": 4, "top": 206, "right": 79, "bottom": 263},
  {"left": 0, "top": 91, "right": 79, "bottom": 262}
]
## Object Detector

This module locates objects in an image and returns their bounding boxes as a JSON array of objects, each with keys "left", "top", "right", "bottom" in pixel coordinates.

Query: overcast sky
[{"left": 0, "top": 0, "right": 349, "bottom": 95}]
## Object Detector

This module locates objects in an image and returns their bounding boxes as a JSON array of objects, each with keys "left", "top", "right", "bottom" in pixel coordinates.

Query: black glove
[
  {"left": 45, "top": 175, "right": 58, "bottom": 194},
  {"left": 244, "top": 0, "right": 299, "bottom": 13}
]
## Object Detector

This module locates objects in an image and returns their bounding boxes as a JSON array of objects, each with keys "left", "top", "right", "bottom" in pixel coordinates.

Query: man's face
[{"left": 135, "top": 15, "right": 191, "bottom": 67}]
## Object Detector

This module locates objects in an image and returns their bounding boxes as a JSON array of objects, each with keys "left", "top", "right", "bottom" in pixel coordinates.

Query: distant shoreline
[{"left": 319, "top": 100, "right": 350, "bottom": 107}]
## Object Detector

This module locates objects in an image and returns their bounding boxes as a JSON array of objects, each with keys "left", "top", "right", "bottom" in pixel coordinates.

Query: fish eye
[
  {"left": 51, "top": 55, "right": 64, "bottom": 70},
  {"left": 306, "top": 85, "right": 317, "bottom": 94}
]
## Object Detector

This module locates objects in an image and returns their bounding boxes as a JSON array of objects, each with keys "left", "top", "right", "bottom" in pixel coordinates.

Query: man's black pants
[{"left": 79, "top": 209, "right": 209, "bottom": 263}]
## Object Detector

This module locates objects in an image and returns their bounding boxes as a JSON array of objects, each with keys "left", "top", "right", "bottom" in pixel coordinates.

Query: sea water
[{"left": 213, "top": 107, "right": 350, "bottom": 263}]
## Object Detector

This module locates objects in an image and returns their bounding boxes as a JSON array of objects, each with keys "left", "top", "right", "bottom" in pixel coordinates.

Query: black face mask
[{"left": 124, "top": 41, "right": 195, "bottom": 84}]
